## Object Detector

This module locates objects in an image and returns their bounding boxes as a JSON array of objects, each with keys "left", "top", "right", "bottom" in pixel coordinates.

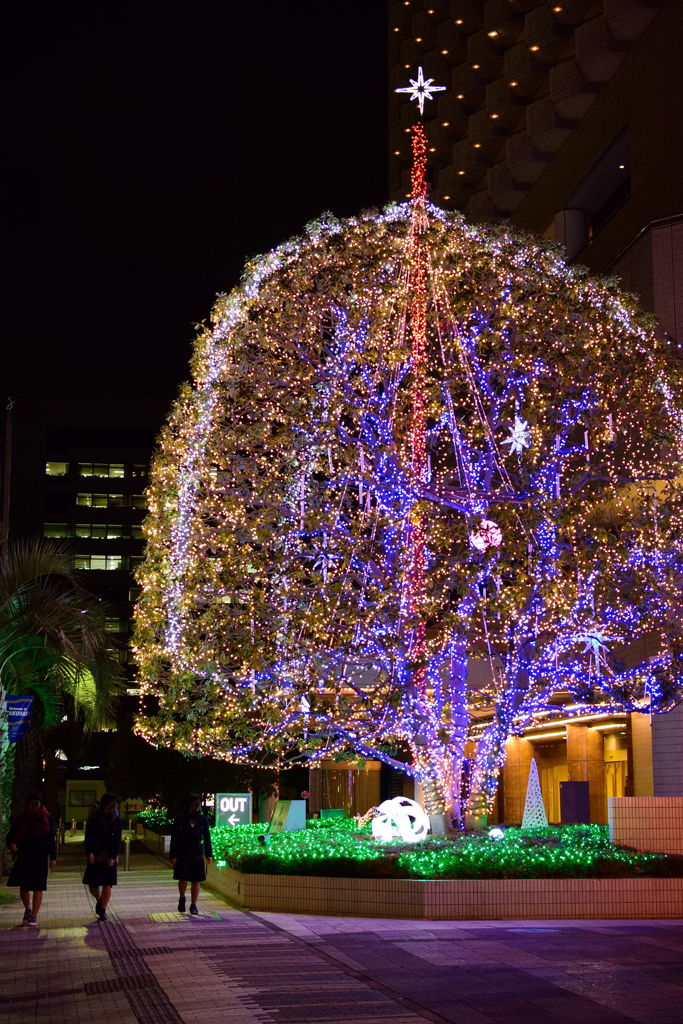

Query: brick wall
[{"left": 609, "top": 796, "right": 683, "bottom": 854}]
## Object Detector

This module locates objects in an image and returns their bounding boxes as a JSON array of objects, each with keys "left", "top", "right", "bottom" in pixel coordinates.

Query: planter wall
[
  {"left": 609, "top": 796, "right": 683, "bottom": 854},
  {"left": 205, "top": 862, "right": 683, "bottom": 920},
  {"left": 141, "top": 828, "right": 171, "bottom": 857}
]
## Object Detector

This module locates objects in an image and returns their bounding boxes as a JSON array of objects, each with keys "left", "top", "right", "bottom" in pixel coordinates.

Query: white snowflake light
[
  {"left": 395, "top": 66, "right": 446, "bottom": 116},
  {"left": 469, "top": 519, "right": 503, "bottom": 552},
  {"left": 371, "top": 797, "right": 430, "bottom": 843},
  {"left": 502, "top": 415, "right": 531, "bottom": 454}
]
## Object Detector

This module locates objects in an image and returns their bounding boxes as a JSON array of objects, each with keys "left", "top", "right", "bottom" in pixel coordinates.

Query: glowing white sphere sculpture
[{"left": 371, "top": 797, "right": 430, "bottom": 843}]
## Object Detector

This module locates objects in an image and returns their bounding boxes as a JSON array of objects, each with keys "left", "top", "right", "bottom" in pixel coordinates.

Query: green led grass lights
[
  {"left": 207, "top": 820, "right": 681, "bottom": 881},
  {"left": 136, "top": 809, "right": 174, "bottom": 831}
]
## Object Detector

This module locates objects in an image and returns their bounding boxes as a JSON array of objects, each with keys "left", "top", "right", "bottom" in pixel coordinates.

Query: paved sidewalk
[{"left": 2, "top": 841, "right": 683, "bottom": 1024}]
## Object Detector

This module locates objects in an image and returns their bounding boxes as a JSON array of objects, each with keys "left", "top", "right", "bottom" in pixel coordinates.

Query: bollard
[{"left": 124, "top": 835, "right": 131, "bottom": 871}]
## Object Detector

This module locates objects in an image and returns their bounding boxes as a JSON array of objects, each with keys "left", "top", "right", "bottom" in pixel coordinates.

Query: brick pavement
[{"left": 2, "top": 837, "right": 683, "bottom": 1024}]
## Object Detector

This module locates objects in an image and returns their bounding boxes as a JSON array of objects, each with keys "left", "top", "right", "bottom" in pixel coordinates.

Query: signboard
[
  {"left": 215, "top": 793, "right": 252, "bottom": 827},
  {"left": 268, "top": 799, "right": 306, "bottom": 833},
  {"left": 6, "top": 697, "right": 34, "bottom": 744}
]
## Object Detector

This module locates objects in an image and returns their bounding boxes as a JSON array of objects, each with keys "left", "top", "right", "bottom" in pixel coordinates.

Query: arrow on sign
[{"left": 228, "top": 814, "right": 240, "bottom": 826}]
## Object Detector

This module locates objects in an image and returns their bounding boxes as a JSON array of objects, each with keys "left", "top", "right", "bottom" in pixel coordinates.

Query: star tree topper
[{"left": 395, "top": 66, "right": 446, "bottom": 116}]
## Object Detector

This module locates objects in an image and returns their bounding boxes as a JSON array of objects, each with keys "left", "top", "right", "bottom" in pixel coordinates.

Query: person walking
[
  {"left": 6, "top": 791, "right": 57, "bottom": 926},
  {"left": 83, "top": 793, "right": 121, "bottom": 922},
  {"left": 170, "top": 794, "right": 212, "bottom": 915}
]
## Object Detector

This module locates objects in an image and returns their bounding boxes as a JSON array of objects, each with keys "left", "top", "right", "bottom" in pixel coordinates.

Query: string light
[
  {"left": 209, "top": 819, "right": 669, "bottom": 880},
  {"left": 134, "top": 130, "right": 683, "bottom": 830}
]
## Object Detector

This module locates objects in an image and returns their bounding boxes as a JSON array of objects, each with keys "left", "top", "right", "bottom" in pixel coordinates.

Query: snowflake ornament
[
  {"left": 395, "top": 66, "right": 446, "bottom": 116},
  {"left": 469, "top": 519, "right": 503, "bottom": 552},
  {"left": 502, "top": 415, "right": 531, "bottom": 454}
]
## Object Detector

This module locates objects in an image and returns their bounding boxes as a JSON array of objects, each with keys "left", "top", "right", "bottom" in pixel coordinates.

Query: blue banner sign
[{"left": 6, "top": 697, "right": 34, "bottom": 744}]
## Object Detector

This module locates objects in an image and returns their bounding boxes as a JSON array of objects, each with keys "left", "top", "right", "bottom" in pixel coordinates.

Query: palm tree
[{"left": 0, "top": 539, "right": 123, "bottom": 832}]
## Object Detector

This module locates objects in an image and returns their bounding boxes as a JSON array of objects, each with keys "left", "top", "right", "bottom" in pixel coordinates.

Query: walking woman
[
  {"left": 83, "top": 793, "right": 121, "bottom": 922},
  {"left": 170, "top": 794, "right": 212, "bottom": 915},
  {"left": 6, "top": 791, "right": 57, "bottom": 926}
]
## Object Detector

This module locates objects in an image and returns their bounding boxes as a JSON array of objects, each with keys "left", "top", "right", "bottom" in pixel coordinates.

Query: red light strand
[{"left": 408, "top": 124, "right": 429, "bottom": 693}]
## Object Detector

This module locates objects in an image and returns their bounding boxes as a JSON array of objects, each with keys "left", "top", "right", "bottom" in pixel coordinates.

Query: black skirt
[
  {"left": 7, "top": 852, "right": 49, "bottom": 891},
  {"left": 82, "top": 860, "right": 118, "bottom": 887},
  {"left": 173, "top": 855, "right": 206, "bottom": 882}
]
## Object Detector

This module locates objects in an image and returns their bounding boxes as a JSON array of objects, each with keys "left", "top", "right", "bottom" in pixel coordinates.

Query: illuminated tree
[{"left": 135, "top": 136, "right": 683, "bottom": 826}]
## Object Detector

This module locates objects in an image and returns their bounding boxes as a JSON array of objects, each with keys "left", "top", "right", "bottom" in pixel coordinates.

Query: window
[
  {"left": 104, "top": 617, "right": 127, "bottom": 633},
  {"left": 46, "top": 462, "right": 68, "bottom": 476},
  {"left": 75, "top": 523, "right": 125, "bottom": 539},
  {"left": 76, "top": 494, "right": 125, "bottom": 508},
  {"left": 74, "top": 554, "right": 126, "bottom": 570},
  {"left": 69, "top": 789, "right": 96, "bottom": 807},
  {"left": 106, "top": 647, "right": 128, "bottom": 665},
  {"left": 130, "top": 555, "right": 144, "bottom": 568},
  {"left": 131, "top": 464, "right": 148, "bottom": 479},
  {"left": 130, "top": 524, "right": 144, "bottom": 540},
  {"left": 130, "top": 494, "right": 147, "bottom": 509},
  {"left": 44, "top": 523, "right": 69, "bottom": 538},
  {"left": 78, "top": 463, "right": 125, "bottom": 478}
]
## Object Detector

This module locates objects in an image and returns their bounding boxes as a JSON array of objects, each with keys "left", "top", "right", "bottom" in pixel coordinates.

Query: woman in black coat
[
  {"left": 170, "top": 794, "right": 212, "bottom": 915},
  {"left": 82, "top": 793, "right": 121, "bottom": 921},
  {"left": 6, "top": 790, "right": 57, "bottom": 926}
]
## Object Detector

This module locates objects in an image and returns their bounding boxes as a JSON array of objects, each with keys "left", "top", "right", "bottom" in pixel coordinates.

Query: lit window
[
  {"left": 76, "top": 494, "right": 125, "bottom": 508},
  {"left": 76, "top": 523, "right": 124, "bottom": 539},
  {"left": 78, "top": 463, "right": 125, "bottom": 478},
  {"left": 44, "top": 523, "right": 69, "bottom": 538},
  {"left": 75, "top": 553, "right": 126, "bottom": 570},
  {"left": 131, "top": 524, "right": 144, "bottom": 541},
  {"left": 105, "top": 617, "right": 127, "bottom": 633},
  {"left": 131, "top": 465, "right": 148, "bottom": 478},
  {"left": 46, "top": 462, "right": 68, "bottom": 476},
  {"left": 130, "top": 495, "right": 147, "bottom": 510}
]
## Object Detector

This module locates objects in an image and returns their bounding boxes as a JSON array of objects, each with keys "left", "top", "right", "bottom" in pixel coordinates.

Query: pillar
[
  {"left": 566, "top": 723, "right": 606, "bottom": 823},
  {"left": 502, "top": 736, "right": 534, "bottom": 824}
]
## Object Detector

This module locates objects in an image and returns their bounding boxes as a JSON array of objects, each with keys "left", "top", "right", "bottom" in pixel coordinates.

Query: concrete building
[{"left": 2, "top": 394, "right": 167, "bottom": 709}]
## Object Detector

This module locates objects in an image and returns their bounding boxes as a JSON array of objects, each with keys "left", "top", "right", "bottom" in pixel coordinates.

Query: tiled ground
[{"left": 2, "top": 838, "right": 683, "bottom": 1024}]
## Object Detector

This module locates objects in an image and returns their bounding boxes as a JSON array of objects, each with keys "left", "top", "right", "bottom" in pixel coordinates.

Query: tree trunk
[{"left": 465, "top": 720, "right": 509, "bottom": 830}]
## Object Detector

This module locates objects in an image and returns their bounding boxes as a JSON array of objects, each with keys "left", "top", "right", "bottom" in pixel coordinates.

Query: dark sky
[{"left": 5, "top": 2, "right": 388, "bottom": 401}]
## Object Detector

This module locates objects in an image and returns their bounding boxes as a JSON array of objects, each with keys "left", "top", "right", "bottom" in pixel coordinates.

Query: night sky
[{"left": 6, "top": 2, "right": 388, "bottom": 401}]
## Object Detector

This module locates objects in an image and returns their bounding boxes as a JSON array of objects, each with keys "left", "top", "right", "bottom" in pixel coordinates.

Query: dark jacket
[
  {"left": 85, "top": 810, "right": 122, "bottom": 861},
  {"left": 170, "top": 812, "right": 212, "bottom": 861},
  {"left": 7, "top": 809, "right": 57, "bottom": 862}
]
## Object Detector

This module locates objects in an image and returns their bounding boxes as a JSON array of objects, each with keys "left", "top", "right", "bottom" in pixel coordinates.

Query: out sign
[{"left": 215, "top": 793, "right": 252, "bottom": 827}]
